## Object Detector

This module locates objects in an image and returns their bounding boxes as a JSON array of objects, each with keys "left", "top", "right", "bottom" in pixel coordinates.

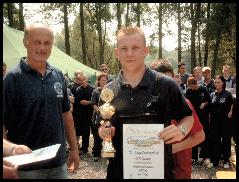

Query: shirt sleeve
[
  {"left": 3, "top": 73, "right": 16, "bottom": 128},
  {"left": 160, "top": 77, "right": 192, "bottom": 122},
  {"left": 91, "top": 89, "right": 98, "bottom": 105},
  {"left": 186, "top": 99, "right": 203, "bottom": 134}
]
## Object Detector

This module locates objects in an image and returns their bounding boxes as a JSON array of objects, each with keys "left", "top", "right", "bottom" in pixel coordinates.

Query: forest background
[{"left": 3, "top": 3, "right": 236, "bottom": 79}]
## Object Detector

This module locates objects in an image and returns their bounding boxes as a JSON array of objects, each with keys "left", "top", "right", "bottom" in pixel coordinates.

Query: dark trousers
[
  {"left": 80, "top": 124, "right": 90, "bottom": 152},
  {"left": 210, "top": 132, "right": 231, "bottom": 165},
  {"left": 91, "top": 123, "right": 102, "bottom": 157}
]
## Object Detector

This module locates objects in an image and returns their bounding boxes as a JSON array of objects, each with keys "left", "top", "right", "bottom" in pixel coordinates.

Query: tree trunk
[
  {"left": 116, "top": 3, "right": 121, "bottom": 30},
  {"left": 177, "top": 3, "right": 182, "bottom": 63},
  {"left": 197, "top": 24, "right": 202, "bottom": 67},
  {"left": 203, "top": 3, "right": 210, "bottom": 66},
  {"left": 190, "top": 3, "right": 196, "bottom": 72},
  {"left": 212, "top": 30, "right": 221, "bottom": 78},
  {"left": 125, "top": 3, "right": 130, "bottom": 26},
  {"left": 190, "top": 3, "right": 200, "bottom": 72},
  {"left": 18, "top": 3, "right": 24, "bottom": 31},
  {"left": 136, "top": 3, "right": 140, "bottom": 27},
  {"left": 7, "top": 3, "right": 14, "bottom": 28},
  {"left": 96, "top": 3, "right": 104, "bottom": 66},
  {"left": 63, "top": 4, "right": 71, "bottom": 56},
  {"left": 158, "top": 3, "right": 162, "bottom": 59},
  {"left": 80, "top": 3, "right": 87, "bottom": 65}
]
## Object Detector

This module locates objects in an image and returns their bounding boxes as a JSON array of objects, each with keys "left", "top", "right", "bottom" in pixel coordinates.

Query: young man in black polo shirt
[
  {"left": 98, "top": 26, "right": 193, "bottom": 179},
  {"left": 3, "top": 23, "right": 80, "bottom": 179}
]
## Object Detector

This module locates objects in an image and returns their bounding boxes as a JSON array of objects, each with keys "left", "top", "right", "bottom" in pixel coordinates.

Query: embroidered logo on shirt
[
  {"left": 219, "top": 97, "right": 226, "bottom": 103},
  {"left": 54, "top": 82, "right": 63, "bottom": 98}
]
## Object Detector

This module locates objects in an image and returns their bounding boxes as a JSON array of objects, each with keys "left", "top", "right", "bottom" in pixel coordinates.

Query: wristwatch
[{"left": 179, "top": 125, "right": 187, "bottom": 136}]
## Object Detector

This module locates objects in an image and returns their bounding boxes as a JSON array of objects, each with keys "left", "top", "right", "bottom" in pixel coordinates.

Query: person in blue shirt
[{"left": 3, "top": 23, "right": 80, "bottom": 179}]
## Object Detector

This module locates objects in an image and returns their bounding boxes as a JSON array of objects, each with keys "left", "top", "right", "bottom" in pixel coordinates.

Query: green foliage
[{"left": 36, "top": 3, "right": 236, "bottom": 75}]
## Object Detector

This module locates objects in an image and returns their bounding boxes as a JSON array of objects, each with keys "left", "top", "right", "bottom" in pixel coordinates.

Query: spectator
[
  {"left": 208, "top": 75, "right": 234, "bottom": 169},
  {"left": 75, "top": 73, "right": 94, "bottom": 155},
  {"left": 178, "top": 61, "right": 191, "bottom": 85},
  {"left": 202, "top": 66, "right": 215, "bottom": 94},
  {"left": 67, "top": 70, "right": 83, "bottom": 146},
  {"left": 193, "top": 66, "right": 205, "bottom": 85},
  {"left": 98, "top": 26, "right": 193, "bottom": 179},
  {"left": 222, "top": 65, "right": 234, "bottom": 90},
  {"left": 100, "top": 64, "right": 113, "bottom": 83},
  {"left": 186, "top": 76, "right": 211, "bottom": 165},
  {"left": 3, "top": 23, "right": 80, "bottom": 179},
  {"left": 174, "top": 74, "right": 187, "bottom": 96},
  {"left": 91, "top": 73, "right": 108, "bottom": 162}
]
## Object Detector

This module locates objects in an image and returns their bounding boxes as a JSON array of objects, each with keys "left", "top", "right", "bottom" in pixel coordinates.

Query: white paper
[
  {"left": 123, "top": 124, "right": 164, "bottom": 179},
  {"left": 4, "top": 144, "right": 61, "bottom": 166}
]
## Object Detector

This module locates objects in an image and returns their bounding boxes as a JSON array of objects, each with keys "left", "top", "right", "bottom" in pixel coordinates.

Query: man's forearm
[
  {"left": 173, "top": 129, "right": 205, "bottom": 154},
  {"left": 62, "top": 111, "right": 78, "bottom": 151},
  {"left": 177, "top": 115, "right": 194, "bottom": 137}
]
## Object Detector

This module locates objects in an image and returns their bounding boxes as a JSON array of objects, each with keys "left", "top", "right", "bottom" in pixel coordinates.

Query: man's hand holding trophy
[{"left": 98, "top": 88, "right": 116, "bottom": 158}]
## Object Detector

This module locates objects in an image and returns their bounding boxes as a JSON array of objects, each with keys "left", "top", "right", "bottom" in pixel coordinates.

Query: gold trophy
[{"left": 99, "top": 88, "right": 116, "bottom": 158}]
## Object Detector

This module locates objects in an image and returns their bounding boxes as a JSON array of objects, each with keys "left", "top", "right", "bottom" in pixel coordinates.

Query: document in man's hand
[{"left": 4, "top": 144, "right": 61, "bottom": 168}]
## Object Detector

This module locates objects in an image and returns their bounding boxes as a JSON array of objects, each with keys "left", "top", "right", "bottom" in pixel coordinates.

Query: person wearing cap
[{"left": 202, "top": 66, "right": 215, "bottom": 94}]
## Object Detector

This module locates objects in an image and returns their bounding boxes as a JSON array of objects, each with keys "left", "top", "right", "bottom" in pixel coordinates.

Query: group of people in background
[
  {"left": 151, "top": 60, "right": 236, "bottom": 171},
  {"left": 64, "top": 63, "right": 113, "bottom": 162}
]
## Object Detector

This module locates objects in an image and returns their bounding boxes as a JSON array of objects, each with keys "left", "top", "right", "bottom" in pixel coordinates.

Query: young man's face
[
  {"left": 193, "top": 69, "right": 202, "bottom": 79},
  {"left": 115, "top": 33, "right": 148, "bottom": 72},
  {"left": 222, "top": 67, "right": 230, "bottom": 77},
  {"left": 202, "top": 70, "right": 211, "bottom": 79},
  {"left": 179, "top": 65, "right": 186, "bottom": 75}
]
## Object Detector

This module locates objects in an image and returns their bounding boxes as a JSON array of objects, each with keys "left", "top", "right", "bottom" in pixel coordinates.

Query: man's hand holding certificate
[{"left": 4, "top": 144, "right": 61, "bottom": 169}]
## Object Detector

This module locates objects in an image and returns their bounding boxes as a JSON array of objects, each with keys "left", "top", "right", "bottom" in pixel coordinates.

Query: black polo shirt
[
  {"left": 106, "top": 67, "right": 192, "bottom": 122},
  {"left": 75, "top": 84, "right": 94, "bottom": 122},
  {"left": 209, "top": 90, "right": 233, "bottom": 128},
  {"left": 186, "top": 85, "right": 211, "bottom": 125},
  {"left": 3, "top": 57, "right": 70, "bottom": 170},
  {"left": 99, "top": 67, "right": 192, "bottom": 179}
]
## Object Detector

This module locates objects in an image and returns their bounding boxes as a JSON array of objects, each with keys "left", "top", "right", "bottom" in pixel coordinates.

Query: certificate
[
  {"left": 123, "top": 124, "right": 164, "bottom": 179},
  {"left": 4, "top": 144, "right": 61, "bottom": 169}
]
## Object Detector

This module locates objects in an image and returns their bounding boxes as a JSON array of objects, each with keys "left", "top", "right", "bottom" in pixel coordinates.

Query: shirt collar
[
  {"left": 20, "top": 57, "right": 53, "bottom": 75},
  {"left": 117, "top": 66, "right": 152, "bottom": 89}
]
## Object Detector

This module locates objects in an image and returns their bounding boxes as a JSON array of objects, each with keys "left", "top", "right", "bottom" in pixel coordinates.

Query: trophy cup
[{"left": 99, "top": 88, "right": 116, "bottom": 158}]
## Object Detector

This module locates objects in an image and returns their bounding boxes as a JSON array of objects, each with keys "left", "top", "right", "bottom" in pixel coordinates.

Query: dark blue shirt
[{"left": 3, "top": 57, "right": 70, "bottom": 170}]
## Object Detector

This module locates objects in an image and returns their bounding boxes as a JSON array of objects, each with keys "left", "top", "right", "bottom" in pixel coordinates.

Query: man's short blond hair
[
  {"left": 116, "top": 26, "right": 146, "bottom": 47},
  {"left": 223, "top": 65, "right": 230, "bottom": 69}
]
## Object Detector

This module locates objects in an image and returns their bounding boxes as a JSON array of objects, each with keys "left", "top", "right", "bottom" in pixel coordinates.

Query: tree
[
  {"left": 190, "top": 3, "right": 200, "bottom": 72},
  {"left": 116, "top": 3, "right": 122, "bottom": 30},
  {"left": 63, "top": 4, "right": 71, "bottom": 56},
  {"left": 136, "top": 3, "right": 141, "bottom": 27},
  {"left": 18, "top": 3, "right": 24, "bottom": 31},
  {"left": 157, "top": 3, "right": 163, "bottom": 59},
  {"left": 41, "top": 3, "right": 73, "bottom": 56},
  {"left": 203, "top": 3, "right": 210, "bottom": 66},
  {"left": 80, "top": 3, "right": 87, "bottom": 65},
  {"left": 125, "top": 3, "right": 130, "bottom": 26},
  {"left": 7, "top": 3, "right": 14, "bottom": 28},
  {"left": 177, "top": 3, "right": 182, "bottom": 63}
]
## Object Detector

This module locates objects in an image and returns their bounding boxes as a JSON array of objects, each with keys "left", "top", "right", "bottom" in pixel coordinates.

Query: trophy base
[{"left": 101, "top": 151, "right": 115, "bottom": 158}]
